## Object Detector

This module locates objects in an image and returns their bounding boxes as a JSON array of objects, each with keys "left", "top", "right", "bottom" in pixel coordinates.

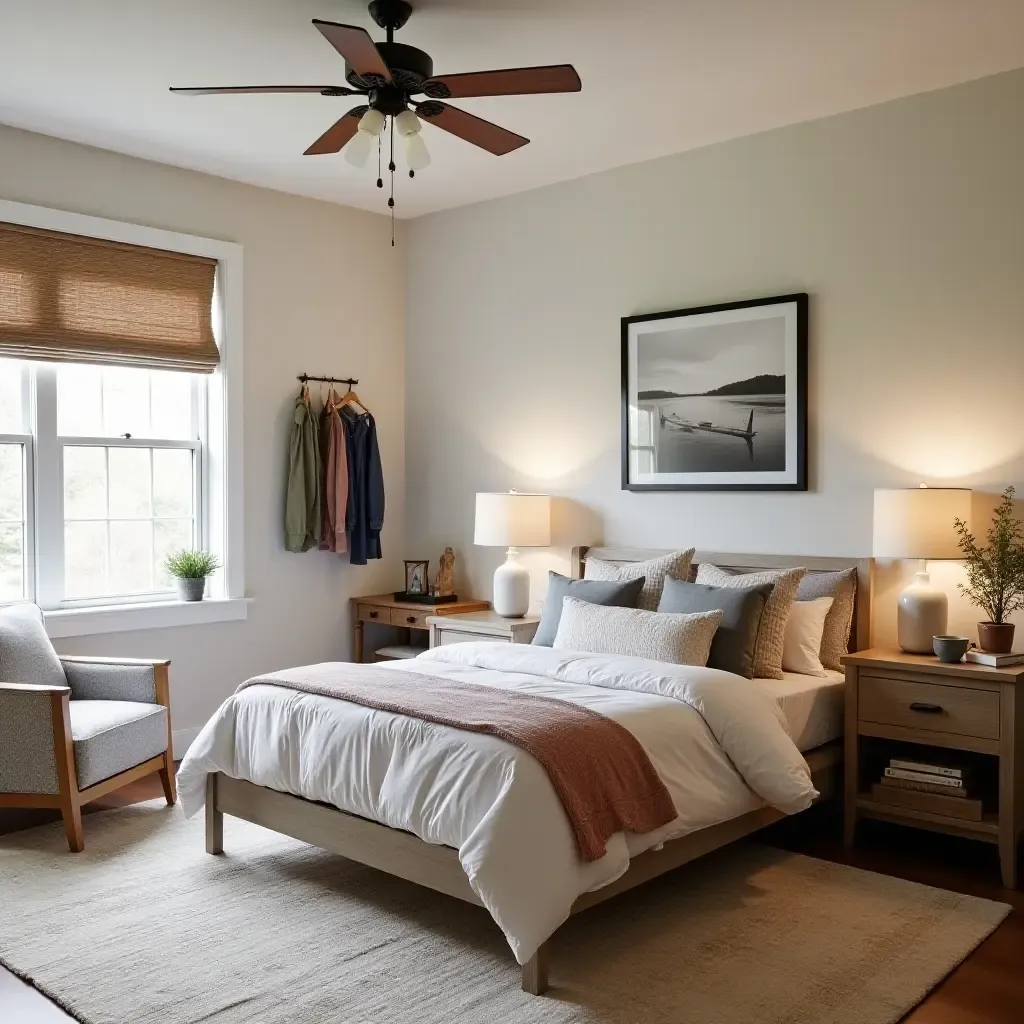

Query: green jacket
[{"left": 285, "top": 395, "right": 322, "bottom": 552}]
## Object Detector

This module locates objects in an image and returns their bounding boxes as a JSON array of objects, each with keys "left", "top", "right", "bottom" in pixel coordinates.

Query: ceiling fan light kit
[{"left": 170, "top": 0, "right": 580, "bottom": 236}]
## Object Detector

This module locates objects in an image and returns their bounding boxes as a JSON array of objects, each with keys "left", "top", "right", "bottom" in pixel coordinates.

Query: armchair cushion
[
  {"left": 0, "top": 603, "right": 66, "bottom": 690},
  {"left": 69, "top": 700, "right": 167, "bottom": 790},
  {"left": 61, "top": 660, "right": 158, "bottom": 704}
]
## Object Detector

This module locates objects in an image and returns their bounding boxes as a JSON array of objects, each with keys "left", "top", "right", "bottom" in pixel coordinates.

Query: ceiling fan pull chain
[
  {"left": 376, "top": 132, "right": 383, "bottom": 189},
  {"left": 388, "top": 115, "right": 396, "bottom": 246}
]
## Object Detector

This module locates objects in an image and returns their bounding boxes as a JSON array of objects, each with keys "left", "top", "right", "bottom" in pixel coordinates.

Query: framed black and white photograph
[{"left": 621, "top": 293, "right": 807, "bottom": 491}]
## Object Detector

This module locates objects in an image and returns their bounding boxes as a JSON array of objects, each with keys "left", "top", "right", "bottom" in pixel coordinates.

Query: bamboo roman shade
[{"left": 0, "top": 222, "right": 219, "bottom": 372}]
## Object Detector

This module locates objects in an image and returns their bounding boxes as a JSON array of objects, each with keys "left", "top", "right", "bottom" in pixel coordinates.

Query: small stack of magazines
[{"left": 880, "top": 757, "right": 971, "bottom": 797}]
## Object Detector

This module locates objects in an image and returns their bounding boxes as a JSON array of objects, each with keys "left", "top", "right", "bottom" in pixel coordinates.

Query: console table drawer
[
  {"left": 392, "top": 608, "right": 430, "bottom": 629},
  {"left": 859, "top": 675, "right": 1000, "bottom": 740}
]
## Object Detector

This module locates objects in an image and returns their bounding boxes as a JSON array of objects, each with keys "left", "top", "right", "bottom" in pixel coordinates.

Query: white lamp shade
[
  {"left": 474, "top": 492, "right": 551, "bottom": 548},
  {"left": 873, "top": 487, "right": 971, "bottom": 559}
]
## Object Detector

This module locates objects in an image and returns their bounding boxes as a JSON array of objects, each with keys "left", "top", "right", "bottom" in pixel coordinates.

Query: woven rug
[{"left": 0, "top": 801, "right": 1010, "bottom": 1024}]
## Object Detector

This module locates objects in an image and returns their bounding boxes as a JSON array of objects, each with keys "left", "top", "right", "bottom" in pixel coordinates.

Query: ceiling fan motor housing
[{"left": 346, "top": 41, "right": 433, "bottom": 101}]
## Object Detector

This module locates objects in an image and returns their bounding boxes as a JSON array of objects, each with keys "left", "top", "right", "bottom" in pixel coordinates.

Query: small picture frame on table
[{"left": 404, "top": 560, "right": 429, "bottom": 596}]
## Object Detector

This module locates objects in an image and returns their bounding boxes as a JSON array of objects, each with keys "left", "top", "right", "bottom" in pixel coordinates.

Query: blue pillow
[{"left": 532, "top": 571, "right": 645, "bottom": 647}]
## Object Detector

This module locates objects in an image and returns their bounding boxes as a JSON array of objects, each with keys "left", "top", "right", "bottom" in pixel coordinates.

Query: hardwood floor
[{"left": 1, "top": 783, "right": 1022, "bottom": 1022}]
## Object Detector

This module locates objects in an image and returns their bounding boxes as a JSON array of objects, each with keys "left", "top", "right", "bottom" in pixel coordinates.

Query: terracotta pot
[{"left": 977, "top": 621, "right": 1015, "bottom": 655}]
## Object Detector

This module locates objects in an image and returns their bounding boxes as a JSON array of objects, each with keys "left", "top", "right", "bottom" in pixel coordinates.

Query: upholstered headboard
[{"left": 571, "top": 546, "right": 872, "bottom": 653}]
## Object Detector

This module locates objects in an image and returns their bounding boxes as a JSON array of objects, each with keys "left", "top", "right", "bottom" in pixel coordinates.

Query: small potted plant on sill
[
  {"left": 165, "top": 550, "right": 222, "bottom": 603},
  {"left": 954, "top": 487, "right": 1024, "bottom": 654}
]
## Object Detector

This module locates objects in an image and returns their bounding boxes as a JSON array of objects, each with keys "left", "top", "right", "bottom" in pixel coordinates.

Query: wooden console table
[{"left": 352, "top": 594, "right": 490, "bottom": 662}]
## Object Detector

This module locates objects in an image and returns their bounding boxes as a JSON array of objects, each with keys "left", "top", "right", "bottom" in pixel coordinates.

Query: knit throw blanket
[{"left": 236, "top": 662, "right": 676, "bottom": 862}]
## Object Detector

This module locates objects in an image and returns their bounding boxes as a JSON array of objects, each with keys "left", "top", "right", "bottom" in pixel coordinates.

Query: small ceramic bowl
[{"left": 933, "top": 635, "right": 972, "bottom": 664}]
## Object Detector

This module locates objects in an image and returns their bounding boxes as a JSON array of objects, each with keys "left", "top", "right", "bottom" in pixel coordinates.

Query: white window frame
[{"left": 0, "top": 198, "right": 247, "bottom": 637}]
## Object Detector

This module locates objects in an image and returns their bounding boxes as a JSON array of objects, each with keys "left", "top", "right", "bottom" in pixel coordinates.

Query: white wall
[
  {"left": 405, "top": 69, "right": 1024, "bottom": 645},
  {"left": 1, "top": 124, "right": 406, "bottom": 746}
]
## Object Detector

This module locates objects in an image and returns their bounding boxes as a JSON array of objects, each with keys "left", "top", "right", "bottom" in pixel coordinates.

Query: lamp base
[
  {"left": 897, "top": 568, "right": 948, "bottom": 654},
  {"left": 492, "top": 548, "right": 529, "bottom": 618}
]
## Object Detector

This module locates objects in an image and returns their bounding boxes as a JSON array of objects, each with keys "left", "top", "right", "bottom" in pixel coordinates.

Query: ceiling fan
[{"left": 171, "top": 0, "right": 581, "bottom": 205}]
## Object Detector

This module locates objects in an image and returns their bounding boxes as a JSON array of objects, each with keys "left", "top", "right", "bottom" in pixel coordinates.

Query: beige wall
[
  {"left": 405, "top": 69, "right": 1024, "bottom": 645},
  {"left": 1, "top": 123, "right": 406, "bottom": 743}
]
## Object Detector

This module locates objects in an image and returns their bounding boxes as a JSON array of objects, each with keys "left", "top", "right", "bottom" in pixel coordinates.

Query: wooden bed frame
[{"left": 204, "top": 547, "right": 872, "bottom": 995}]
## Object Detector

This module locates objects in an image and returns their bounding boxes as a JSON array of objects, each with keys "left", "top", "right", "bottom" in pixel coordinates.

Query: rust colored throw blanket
[{"left": 236, "top": 663, "right": 676, "bottom": 861}]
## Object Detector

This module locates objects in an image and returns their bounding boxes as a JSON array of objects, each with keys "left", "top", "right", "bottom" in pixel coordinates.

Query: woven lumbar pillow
[
  {"left": 584, "top": 549, "right": 696, "bottom": 611},
  {"left": 552, "top": 596, "right": 722, "bottom": 666},
  {"left": 694, "top": 564, "right": 806, "bottom": 679}
]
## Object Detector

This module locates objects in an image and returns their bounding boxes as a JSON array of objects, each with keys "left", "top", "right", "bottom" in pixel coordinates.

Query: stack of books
[
  {"left": 965, "top": 650, "right": 1024, "bottom": 667},
  {"left": 872, "top": 756, "right": 984, "bottom": 821}
]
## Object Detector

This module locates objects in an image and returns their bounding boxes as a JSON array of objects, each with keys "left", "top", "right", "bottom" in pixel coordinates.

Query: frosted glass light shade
[
  {"left": 344, "top": 130, "right": 375, "bottom": 169},
  {"left": 405, "top": 131, "right": 431, "bottom": 171},
  {"left": 394, "top": 109, "right": 422, "bottom": 136},
  {"left": 474, "top": 492, "right": 551, "bottom": 548},
  {"left": 872, "top": 487, "right": 971, "bottom": 559},
  {"left": 358, "top": 108, "right": 386, "bottom": 136}
]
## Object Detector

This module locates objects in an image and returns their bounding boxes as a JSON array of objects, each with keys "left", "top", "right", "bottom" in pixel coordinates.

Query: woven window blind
[{"left": 0, "top": 221, "right": 219, "bottom": 373}]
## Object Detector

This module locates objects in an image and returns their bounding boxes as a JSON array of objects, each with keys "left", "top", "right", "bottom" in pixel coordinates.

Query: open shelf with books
[{"left": 854, "top": 735, "right": 1000, "bottom": 839}]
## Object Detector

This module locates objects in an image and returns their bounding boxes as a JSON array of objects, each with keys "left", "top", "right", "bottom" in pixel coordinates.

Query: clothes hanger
[{"left": 339, "top": 384, "right": 369, "bottom": 414}]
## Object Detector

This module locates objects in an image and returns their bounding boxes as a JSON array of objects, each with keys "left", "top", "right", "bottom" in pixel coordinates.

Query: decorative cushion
[
  {"left": 796, "top": 569, "right": 858, "bottom": 670},
  {"left": 532, "top": 572, "right": 645, "bottom": 647},
  {"left": 694, "top": 564, "right": 806, "bottom": 679},
  {"left": 69, "top": 700, "right": 168, "bottom": 789},
  {"left": 584, "top": 549, "right": 696, "bottom": 611},
  {"left": 658, "top": 577, "right": 774, "bottom": 679},
  {"left": 552, "top": 596, "right": 722, "bottom": 666},
  {"left": 0, "top": 602, "right": 67, "bottom": 690},
  {"left": 782, "top": 596, "right": 834, "bottom": 677}
]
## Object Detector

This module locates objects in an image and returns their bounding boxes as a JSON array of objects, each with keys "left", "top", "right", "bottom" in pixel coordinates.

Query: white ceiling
[{"left": 2, "top": 0, "right": 1024, "bottom": 219}]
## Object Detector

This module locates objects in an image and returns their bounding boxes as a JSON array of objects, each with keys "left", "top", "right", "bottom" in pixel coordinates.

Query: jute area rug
[{"left": 0, "top": 801, "right": 1009, "bottom": 1024}]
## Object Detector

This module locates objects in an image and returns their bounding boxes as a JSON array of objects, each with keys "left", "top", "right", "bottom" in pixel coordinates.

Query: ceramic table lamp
[
  {"left": 474, "top": 491, "right": 551, "bottom": 617},
  {"left": 873, "top": 485, "right": 972, "bottom": 653}
]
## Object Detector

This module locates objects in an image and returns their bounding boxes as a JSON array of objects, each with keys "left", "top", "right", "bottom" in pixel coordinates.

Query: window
[{"left": 1, "top": 357, "right": 207, "bottom": 608}]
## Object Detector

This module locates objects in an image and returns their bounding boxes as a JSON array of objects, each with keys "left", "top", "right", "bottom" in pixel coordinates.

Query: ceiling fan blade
[
  {"left": 422, "top": 64, "right": 581, "bottom": 99},
  {"left": 417, "top": 102, "right": 528, "bottom": 156},
  {"left": 312, "top": 19, "right": 392, "bottom": 85},
  {"left": 304, "top": 106, "right": 369, "bottom": 155},
  {"left": 170, "top": 85, "right": 360, "bottom": 96}
]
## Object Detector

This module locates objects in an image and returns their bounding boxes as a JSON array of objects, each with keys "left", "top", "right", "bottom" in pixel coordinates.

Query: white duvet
[{"left": 177, "top": 643, "right": 816, "bottom": 964}]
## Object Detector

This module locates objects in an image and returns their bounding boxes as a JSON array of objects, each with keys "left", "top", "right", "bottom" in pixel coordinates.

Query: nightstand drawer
[
  {"left": 391, "top": 608, "right": 430, "bottom": 629},
  {"left": 356, "top": 603, "right": 387, "bottom": 623},
  {"left": 434, "top": 628, "right": 511, "bottom": 646},
  {"left": 859, "top": 675, "right": 1000, "bottom": 740}
]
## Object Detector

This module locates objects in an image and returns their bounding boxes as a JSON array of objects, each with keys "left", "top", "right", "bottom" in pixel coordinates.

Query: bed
[{"left": 177, "top": 547, "right": 871, "bottom": 995}]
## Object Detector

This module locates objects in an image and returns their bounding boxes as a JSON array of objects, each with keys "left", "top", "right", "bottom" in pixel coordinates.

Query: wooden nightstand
[
  {"left": 428, "top": 610, "right": 541, "bottom": 648},
  {"left": 352, "top": 594, "right": 490, "bottom": 662},
  {"left": 842, "top": 648, "right": 1024, "bottom": 888}
]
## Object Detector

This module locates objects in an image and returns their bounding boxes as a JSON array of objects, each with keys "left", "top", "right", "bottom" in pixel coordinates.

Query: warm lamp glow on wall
[
  {"left": 873, "top": 485, "right": 972, "bottom": 653},
  {"left": 474, "top": 491, "right": 551, "bottom": 617}
]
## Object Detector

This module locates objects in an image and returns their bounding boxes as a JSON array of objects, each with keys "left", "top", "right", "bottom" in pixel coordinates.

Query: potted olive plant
[
  {"left": 165, "top": 550, "right": 222, "bottom": 603},
  {"left": 953, "top": 487, "right": 1024, "bottom": 653}
]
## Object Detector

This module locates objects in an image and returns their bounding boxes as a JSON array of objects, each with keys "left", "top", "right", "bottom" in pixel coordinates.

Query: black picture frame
[
  {"left": 403, "top": 559, "right": 429, "bottom": 595},
  {"left": 621, "top": 293, "right": 808, "bottom": 492}
]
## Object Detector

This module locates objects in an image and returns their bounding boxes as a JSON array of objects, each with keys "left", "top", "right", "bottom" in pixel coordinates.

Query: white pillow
[
  {"left": 782, "top": 596, "right": 834, "bottom": 677},
  {"left": 584, "top": 549, "right": 695, "bottom": 611},
  {"left": 552, "top": 596, "right": 722, "bottom": 666}
]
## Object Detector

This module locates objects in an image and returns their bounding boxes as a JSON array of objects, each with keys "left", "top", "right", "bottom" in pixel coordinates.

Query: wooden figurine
[{"left": 434, "top": 547, "right": 456, "bottom": 597}]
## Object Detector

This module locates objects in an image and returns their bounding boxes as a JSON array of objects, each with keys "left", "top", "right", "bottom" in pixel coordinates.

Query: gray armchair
[{"left": 0, "top": 653, "right": 175, "bottom": 852}]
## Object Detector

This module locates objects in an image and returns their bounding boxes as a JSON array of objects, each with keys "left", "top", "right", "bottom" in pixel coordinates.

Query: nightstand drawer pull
[
  {"left": 369, "top": 610, "right": 379, "bottom": 619},
  {"left": 909, "top": 702, "right": 943, "bottom": 714},
  {"left": 406, "top": 615, "right": 417, "bottom": 624}
]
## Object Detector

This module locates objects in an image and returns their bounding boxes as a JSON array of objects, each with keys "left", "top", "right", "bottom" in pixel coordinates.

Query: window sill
[{"left": 44, "top": 597, "right": 250, "bottom": 639}]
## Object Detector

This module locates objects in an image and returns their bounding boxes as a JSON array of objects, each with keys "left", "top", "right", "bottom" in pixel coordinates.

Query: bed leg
[
  {"left": 205, "top": 773, "right": 223, "bottom": 855},
  {"left": 521, "top": 942, "right": 549, "bottom": 995}
]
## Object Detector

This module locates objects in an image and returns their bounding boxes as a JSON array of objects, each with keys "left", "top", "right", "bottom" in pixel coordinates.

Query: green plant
[
  {"left": 954, "top": 487, "right": 1024, "bottom": 624},
  {"left": 164, "top": 549, "right": 221, "bottom": 580}
]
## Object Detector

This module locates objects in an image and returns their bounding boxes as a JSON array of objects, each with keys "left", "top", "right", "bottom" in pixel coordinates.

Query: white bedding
[
  {"left": 754, "top": 669, "right": 845, "bottom": 751},
  {"left": 176, "top": 643, "right": 816, "bottom": 964}
]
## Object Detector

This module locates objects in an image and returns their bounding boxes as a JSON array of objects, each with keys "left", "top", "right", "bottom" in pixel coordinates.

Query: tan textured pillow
[
  {"left": 584, "top": 549, "right": 696, "bottom": 611},
  {"left": 694, "top": 563, "right": 807, "bottom": 679},
  {"left": 797, "top": 568, "right": 857, "bottom": 671},
  {"left": 552, "top": 597, "right": 722, "bottom": 666}
]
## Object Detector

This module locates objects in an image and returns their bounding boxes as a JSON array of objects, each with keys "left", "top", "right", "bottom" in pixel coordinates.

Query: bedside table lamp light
[
  {"left": 474, "top": 491, "right": 551, "bottom": 617},
  {"left": 873, "top": 486, "right": 972, "bottom": 653}
]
